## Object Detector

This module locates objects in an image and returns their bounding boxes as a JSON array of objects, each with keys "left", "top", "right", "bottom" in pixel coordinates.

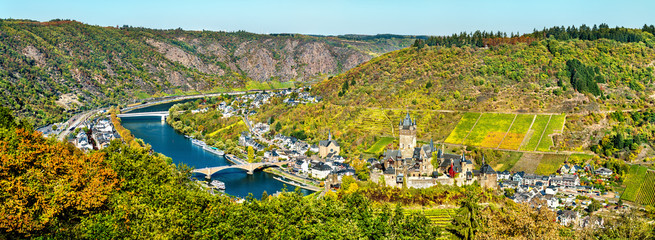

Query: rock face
[
  {"left": 145, "top": 36, "right": 387, "bottom": 82},
  {"left": 184, "top": 38, "right": 377, "bottom": 82},
  {"left": 146, "top": 39, "right": 224, "bottom": 76}
]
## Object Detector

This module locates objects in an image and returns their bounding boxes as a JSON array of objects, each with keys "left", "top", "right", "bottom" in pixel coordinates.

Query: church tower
[{"left": 398, "top": 111, "right": 417, "bottom": 159}]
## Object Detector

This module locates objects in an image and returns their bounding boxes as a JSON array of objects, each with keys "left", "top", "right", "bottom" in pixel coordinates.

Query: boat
[
  {"left": 191, "top": 138, "right": 206, "bottom": 147},
  {"left": 210, "top": 180, "right": 226, "bottom": 190},
  {"left": 203, "top": 145, "right": 225, "bottom": 156}
]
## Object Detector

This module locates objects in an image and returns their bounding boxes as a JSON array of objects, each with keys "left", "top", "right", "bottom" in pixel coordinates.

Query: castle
[{"left": 373, "top": 111, "right": 497, "bottom": 189}]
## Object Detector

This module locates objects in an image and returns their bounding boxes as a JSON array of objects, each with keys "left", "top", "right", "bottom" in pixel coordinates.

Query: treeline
[
  {"left": 530, "top": 23, "right": 651, "bottom": 43},
  {"left": 413, "top": 23, "right": 655, "bottom": 48}
]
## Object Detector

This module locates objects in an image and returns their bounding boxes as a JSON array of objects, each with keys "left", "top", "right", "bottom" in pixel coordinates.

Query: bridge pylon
[{"left": 247, "top": 164, "right": 254, "bottom": 175}]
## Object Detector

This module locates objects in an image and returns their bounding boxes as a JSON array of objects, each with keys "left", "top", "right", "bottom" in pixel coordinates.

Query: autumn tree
[{"left": 0, "top": 117, "right": 118, "bottom": 238}]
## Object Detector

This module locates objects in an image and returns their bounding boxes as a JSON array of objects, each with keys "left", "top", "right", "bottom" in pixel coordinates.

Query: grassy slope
[{"left": 365, "top": 137, "right": 396, "bottom": 155}]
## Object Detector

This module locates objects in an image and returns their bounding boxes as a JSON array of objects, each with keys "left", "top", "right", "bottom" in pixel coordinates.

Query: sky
[{"left": 2, "top": 0, "right": 655, "bottom": 36}]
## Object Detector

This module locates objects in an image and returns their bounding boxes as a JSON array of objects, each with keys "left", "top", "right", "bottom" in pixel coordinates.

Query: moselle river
[{"left": 121, "top": 117, "right": 312, "bottom": 199}]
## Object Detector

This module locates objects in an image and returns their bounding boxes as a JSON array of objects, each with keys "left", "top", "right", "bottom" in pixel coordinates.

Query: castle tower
[{"left": 399, "top": 111, "right": 417, "bottom": 159}]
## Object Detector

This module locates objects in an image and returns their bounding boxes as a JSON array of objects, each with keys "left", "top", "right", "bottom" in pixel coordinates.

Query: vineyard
[
  {"left": 406, "top": 208, "right": 455, "bottom": 238},
  {"left": 633, "top": 170, "right": 655, "bottom": 206},
  {"left": 445, "top": 113, "right": 565, "bottom": 151},
  {"left": 621, "top": 165, "right": 649, "bottom": 202}
]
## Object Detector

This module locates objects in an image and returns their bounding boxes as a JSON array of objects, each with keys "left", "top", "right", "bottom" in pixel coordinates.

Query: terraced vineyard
[
  {"left": 633, "top": 170, "right": 655, "bottom": 206},
  {"left": 498, "top": 114, "right": 534, "bottom": 150},
  {"left": 406, "top": 208, "right": 455, "bottom": 238},
  {"left": 463, "top": 113, "right": 515, "bottom": 148},
  {"left": 536, "top": 115, "right": 566, "bottom": 151},
  {"left": 445, "top": 112, "right": 481, "bottom": 144},
  {"left": 621, "top": 165, "right": 649, "bottom": 202},
  {"left": 445, "top": 113, "right": 565, "bottom": 151}
]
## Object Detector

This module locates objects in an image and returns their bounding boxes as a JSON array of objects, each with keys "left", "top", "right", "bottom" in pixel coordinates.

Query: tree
[
  {"left": 0, "top": 107, "right": 16, "bottom": 129},
  {"left": 0, "top": 126, "right": 118, "bottom": 237},
  {"left": 587, "top": 199, "right": 602, "bottom": 213},
  {"left": 431, "top": 152, "right": 440, "bottom": 170},
  {"left": 247, "top": 146, "right": 254, "bottom": 163}
]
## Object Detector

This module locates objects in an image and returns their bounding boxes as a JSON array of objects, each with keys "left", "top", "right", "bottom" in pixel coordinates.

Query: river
[{"left": 121, "top": 113, "right": 312, "bottom": 199}]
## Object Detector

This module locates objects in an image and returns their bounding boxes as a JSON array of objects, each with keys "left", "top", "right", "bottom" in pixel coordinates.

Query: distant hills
[{"left": 0, "top": 19, "right": 414, "bottom": 125}]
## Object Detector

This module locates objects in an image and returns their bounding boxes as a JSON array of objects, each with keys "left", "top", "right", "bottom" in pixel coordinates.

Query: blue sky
[{"left": 2, "top": 0, "right": 654, "bottom": 35}]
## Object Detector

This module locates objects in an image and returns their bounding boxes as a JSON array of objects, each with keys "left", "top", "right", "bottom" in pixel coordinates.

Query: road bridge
[
  {"left": 116, "top": 111, "right": 170, "bottom": 121},
  {"left": 192, "top": 161, "right": 290, "bottom": 178}
]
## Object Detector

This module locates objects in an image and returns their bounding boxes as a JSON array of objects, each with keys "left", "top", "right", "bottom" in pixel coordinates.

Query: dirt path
[{"left": 518, "top": 115, "right": 537, "bottom": 150}]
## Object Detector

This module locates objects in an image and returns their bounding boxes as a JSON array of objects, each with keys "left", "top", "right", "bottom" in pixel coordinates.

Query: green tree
[
  {"left": 247, "top": 146, "right": 254, "bottom": 163},
  {"left": 587, "top": 199, "right": 602, "bottom": 213},
  {"left": 0, "top": 107, "right": 17, "bottom": 129}
]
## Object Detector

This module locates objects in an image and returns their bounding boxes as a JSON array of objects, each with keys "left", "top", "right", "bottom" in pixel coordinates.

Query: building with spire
[
  {"left": 399, "top": 111, "right": 417, "bottom": 159},
  {"left": 318, "top": 130, "right": 340, "bottom": 158}
]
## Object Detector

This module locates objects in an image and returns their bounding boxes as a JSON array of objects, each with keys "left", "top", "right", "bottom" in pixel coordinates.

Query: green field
[
  {"left": 463, "top": 113, "right": 515, "bottom": 148},
  {"left": 622, "top": 165, "right": 649, "bottom": 202},
  {"left": 365, "top": 137, "right": 396, "bottom": 155},
  {"left": 498, "top": 114, "right": 534, "bottom": 150},
  {"left": 536, "top": 114, "right": 566, "bottom": 151},
  {"left": 520, "top": 115, "right": 551, "bottom": 151},
  {"left": 534, "top": 154, "right": 568, "bottom": 175},
  {"left": 634, "top": 170, "right": 655, "bottom": 206},
  {"left": 444, "top": 112, "right": 480, "bottom": 144}
]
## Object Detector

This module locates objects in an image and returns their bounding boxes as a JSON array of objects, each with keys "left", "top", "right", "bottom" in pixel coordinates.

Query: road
[
  {"left": 56, "top": 109, "right": 104, "bottom": 140},
  {"left": 122, "top": 88, "right": 295, "bottom": 113}
]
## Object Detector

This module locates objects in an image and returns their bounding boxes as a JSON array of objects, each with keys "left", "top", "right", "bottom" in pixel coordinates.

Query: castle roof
[{"left": 400, "top": 111, "right": 416, "bottom": 129}]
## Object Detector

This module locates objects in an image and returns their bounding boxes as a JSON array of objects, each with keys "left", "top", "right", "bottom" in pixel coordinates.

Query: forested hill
[
  {"left": 0, "top": 19, "right": 414, "bottom": 125},
  {"left": 315, "top": 25, "right": 655, "bottom": 113}
]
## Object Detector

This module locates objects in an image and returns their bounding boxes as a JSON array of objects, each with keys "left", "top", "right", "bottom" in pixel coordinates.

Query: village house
[
  {"left": 594, "top": 167, "right": 614, "bottom": 177},
  {"left": 550, "top": 174, "right": 580, "bottom": 187}
]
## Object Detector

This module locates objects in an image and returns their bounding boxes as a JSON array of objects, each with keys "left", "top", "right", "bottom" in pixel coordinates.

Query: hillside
[
  {"left": 0, "top": 19, "right": 413, "bottom": 125},
  {"left": 314, "top": 34, "right": 655, "bottom": 113}
]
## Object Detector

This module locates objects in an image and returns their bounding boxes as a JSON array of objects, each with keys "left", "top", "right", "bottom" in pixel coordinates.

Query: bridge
[
  {"left": 192, "top": 161, "right": 291, "bottom": 178},
  {"left": 117, "top": 111, "right": 170, "bottom": 121}
]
